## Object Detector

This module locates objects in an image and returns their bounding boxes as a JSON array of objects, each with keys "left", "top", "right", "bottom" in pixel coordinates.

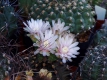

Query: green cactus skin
[
  {"left": 0, "top": 0, "right": 18, "bottom": 38},
  {"left": 80, "top": 46, "right": 107, "bottom": 80},
  {"left": 88, "top": 0, "right": 102, "bottom": 6},
  {"left": 19, "top": 0, "right": 95, "bottom": 34}
]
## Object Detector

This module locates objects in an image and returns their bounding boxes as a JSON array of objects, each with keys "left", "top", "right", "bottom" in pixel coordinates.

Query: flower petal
[
  {"left": 69, "top": 42, "right": 79, "bottom": 49},
  {"left": 34, "top": 50, "right": 39, "bottom": 55},
  {"left": 62, "top": 58, "right": 66, "bottom": 63}
]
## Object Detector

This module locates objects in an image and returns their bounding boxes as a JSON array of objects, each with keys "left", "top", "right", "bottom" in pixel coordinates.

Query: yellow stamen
[
  {"left": 43, "top": 40, "right": 49, "bottom": 47},
  {"left": 62, "top": 46, "right": 69, "bottom": 53}
]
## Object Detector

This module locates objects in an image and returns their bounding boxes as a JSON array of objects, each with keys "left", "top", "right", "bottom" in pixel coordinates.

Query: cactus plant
[
  {"left": 0, "top": 0, "right": 19, "bottom": 79},
  {"left": 0, "top": 2, "right": 78, "bottom": 79},
  {"left": 19, "top": 0, "right": 95, "bottom": 35},
  {"left": 0, "top": 9, "right": 82, "bottom": 79},
  {"left": 13, "top": 18, "right": 80, "bottom": 80},
  {"left": 80, "top": 45, "right": 107, "bottom": 80},
  {"left": 80, "top": 21, "right": 107, "bottom": 80},
  {"left": 0, "top": 0, "right": 19, "bottom": 38}
]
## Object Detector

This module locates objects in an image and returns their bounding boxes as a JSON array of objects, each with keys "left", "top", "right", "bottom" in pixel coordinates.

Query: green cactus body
[
  {"left": 0, "top": 1, "right": 18, "bottom": 37},
  {"left": 80, "top": 46, "right": 107, "bottom": 80},
  {"left": 26, "top": 54, "right": 72, "bottom": 80},
  {"left": 19, "top": 0, "right": 95, "bottom": 34}
]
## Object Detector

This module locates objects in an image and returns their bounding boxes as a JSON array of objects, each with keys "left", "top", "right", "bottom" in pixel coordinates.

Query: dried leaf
[
  {"left": 15, "top": 75, "right": 21, "bottom": 80},
  {"left": 4, "top": 76, "right": 9, "bottom": 80}
]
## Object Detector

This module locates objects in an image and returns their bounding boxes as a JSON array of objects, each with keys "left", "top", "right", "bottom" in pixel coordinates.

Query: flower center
[
  {"left": 34, "top": 26, "right": 39, "bottom": 31},
  {"left": 43, "top": 40, "right": 49, "bottom": 47},
  {"left": 62, "top": 46, "right": 69, "bottom": 53}
]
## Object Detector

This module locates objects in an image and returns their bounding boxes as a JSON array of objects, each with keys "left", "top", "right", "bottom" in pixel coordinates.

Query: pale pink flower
[
  {"left": 52, "top": 19, "right": 69, "bottom": 35},
  {"left": 33, "top": 30, "right": 58, "bottom": 56},
  {"left": 55, "top": 34, "right": 80, "bottom": 63},
  {"left": 23, "top": 19, "right": 50, "bottom": 35}
]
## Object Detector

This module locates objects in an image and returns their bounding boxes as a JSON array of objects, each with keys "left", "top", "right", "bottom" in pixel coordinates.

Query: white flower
[
  {"left": 52, "top": 19, "right": 69, "bottom": 35},
  {"left": 33, "top": 30, "right": 58, "bottom": 56},
  {"left": 23, "top": 19, "right": 50, "bottom": 35},
  {"left": 55, "top": 34, "right": 80, "bottom": 63}
]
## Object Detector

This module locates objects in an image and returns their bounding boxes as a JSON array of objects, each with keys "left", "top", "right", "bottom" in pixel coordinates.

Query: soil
[{"left": 77, "top": 30, "right": 92, "bottom": 43}]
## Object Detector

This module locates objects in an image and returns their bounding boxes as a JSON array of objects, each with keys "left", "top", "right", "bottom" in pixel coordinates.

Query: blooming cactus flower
[
  {"left": 33, "top": 30, "right": 58, "bottom": 56},
  {"left": 55, "top": 34, "right": 80, "bottom": 63},
  {"left": 52, "top": 19, "right": 69, "bottom": 35},
  {"left": 23, "top": 19, "right": 50, "bottom": 35}
]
